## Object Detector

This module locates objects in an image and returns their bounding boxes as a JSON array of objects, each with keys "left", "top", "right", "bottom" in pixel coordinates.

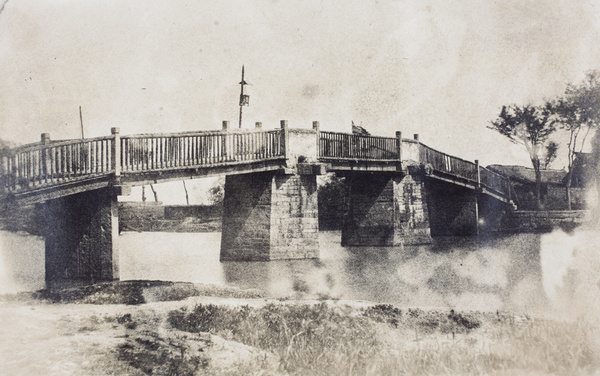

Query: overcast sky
[{"left": 1, "top": 0, "right": 599, "bottom": 168}]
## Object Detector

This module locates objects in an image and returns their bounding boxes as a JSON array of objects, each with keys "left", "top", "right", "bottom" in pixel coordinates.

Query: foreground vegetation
[
  {"left": 2, "top": 281, "right": 598, "bottom": 375},
  {"left": 159, "top": 303, "right": 598, "bottom": 375}
]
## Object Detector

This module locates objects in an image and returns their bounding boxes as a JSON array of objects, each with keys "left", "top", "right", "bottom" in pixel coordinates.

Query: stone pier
[
  {"left": 38, "top": 187, "right": 119, "bottom": 284},
  {"left": 341, "top": 169, "right": 432, "bottom": 246},
  {"left": 220, "top": 171, "right": 319, "bottom": 261}
]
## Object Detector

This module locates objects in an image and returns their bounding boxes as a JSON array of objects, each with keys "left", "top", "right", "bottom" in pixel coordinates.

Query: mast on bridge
[{"left": 238, "top": 65, "right": 250, "bottom": 128}]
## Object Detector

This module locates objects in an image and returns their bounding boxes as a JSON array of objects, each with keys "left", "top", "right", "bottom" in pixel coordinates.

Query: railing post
[
  {"left": 281, "top": 120, "right": 289, "bottom": 163},
  {"left": 313, "top": 121, "right": 320, "bottom": 159},
  {"left": 41, "top": 133, "right": 51, "bottom": 145},
  {"left": 111, "top": 127, "right": 121, "bottom": 177},
  {"left": 475, "top": 159, "right": 481, "bottom": 187},
  {"left": 222, "top": 121, "right": 230, "bottom": 161},
  {"left": 396, "top": 131, "right": 402, "bottom": 162},
  {"left": 41, "top": 133, "right": 51, "bottom": 183},
  {"left": 0, "top": 151, "right": 7, "bottom": 192}
]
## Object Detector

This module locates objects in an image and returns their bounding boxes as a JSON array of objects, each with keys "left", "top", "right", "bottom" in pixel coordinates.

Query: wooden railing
[
  {"left": 120, "top": 129, "right": 283, "bottom": 172},
  {"left": 418, "top": 143, "right": 511, "bottom": 198},
  {"left": 419, "top": 143, "right": 478, "bottom": 182},
  {"left": 1, "top": 128, "right": 284, "bottom": 194},
  {"left": 0, "top": 125, "right": 512, "bottom": 202},
  {"left": 479, "top": 167, "right": 512, "bottom": 198},
  {"left": 1, "top": 135, "right": 114, "bottom": 192},
  {"left": 319, "top": 131, "right": 400, "bottom": 161}
]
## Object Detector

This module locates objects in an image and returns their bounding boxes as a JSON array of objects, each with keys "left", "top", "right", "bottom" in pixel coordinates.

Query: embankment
[{"left": 502, "top": 210, "right": 591, "bottom": 233}]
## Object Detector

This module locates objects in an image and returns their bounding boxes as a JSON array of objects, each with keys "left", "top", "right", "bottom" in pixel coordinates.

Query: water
[{"left": 0, "top": 229, "right": 557, "bottom": 314}]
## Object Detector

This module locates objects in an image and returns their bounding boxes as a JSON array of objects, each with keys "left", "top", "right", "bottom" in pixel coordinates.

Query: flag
[{"left": 352, "top": 121, "right": 370, "bottom": 135}]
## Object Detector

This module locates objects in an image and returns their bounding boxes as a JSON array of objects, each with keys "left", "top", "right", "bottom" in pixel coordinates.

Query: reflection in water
[
  {"left": 2, "top": 229, "right": 595, "bottom": 316},
  {"left": 117, "top": 231, "right": 550, "bottom": 313}
]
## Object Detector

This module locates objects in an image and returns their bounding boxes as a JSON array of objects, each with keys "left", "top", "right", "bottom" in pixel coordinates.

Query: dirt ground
[{"left": 0, "top": 295, "right": 283, "bottom": 376}]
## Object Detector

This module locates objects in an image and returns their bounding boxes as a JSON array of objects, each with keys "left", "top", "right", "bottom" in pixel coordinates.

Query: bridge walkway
[{"left": 1, "top": 121, "right": 512, "bottom": 205}]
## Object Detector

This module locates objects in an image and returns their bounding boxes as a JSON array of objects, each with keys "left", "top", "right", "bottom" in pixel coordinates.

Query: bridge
[{"left": 0, "top": 120, "right": 513, "bottom": 284}]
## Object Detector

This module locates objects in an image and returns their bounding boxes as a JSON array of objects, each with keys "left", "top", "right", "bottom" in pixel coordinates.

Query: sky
[{"left": 1, "top": 0, "right": 599, "bottom": 170}]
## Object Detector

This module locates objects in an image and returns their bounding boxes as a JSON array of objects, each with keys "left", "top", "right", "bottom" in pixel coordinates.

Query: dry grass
[
  {"left": 167, "top": 302, "right": 599, "bottom": 375},
  {"left": 0, "top": 280, "right": 267, "bottom": 305},
  {"left": 3, "top": 281, "right": 598, "bottom": 375}
]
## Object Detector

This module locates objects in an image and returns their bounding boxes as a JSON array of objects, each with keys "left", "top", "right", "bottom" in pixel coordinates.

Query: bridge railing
[
  {"left": 419, "top": 143, "right": 478, "bottom": 182},
  {"left": 479, "top": 167, "right": 512, "bottom": 198},
  {"left": 418, "top": 142, "right": 511, "bottom": 199},
  {"left": 319, "top": 131, "right": 400, "bottom": 161},
  {"left": 0, "top": 127, "right": 285, "bottom": 194},
  {"left": 120, "top": 128, "right": 283, "bottom": 172},
  {"left": 1, "top": 135, "right": 114, "bottom": 192}
]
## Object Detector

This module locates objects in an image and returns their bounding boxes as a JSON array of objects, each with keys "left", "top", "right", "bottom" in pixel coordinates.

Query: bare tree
[
  {"left": 182, "top": 181, "right": 189, "bottom": 205},
  {"left": 150, "top": 184, "right": 159, "bottom": 202},
  {"left": 489, "top": 103, "right": 556, "bottom": 209}
]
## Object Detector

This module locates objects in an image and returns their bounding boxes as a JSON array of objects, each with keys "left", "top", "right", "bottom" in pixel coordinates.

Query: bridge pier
[
  {"left": 220, "top": 171, "right": 319, "bottom": 261},
  {"left": 341, "top": 170, "right": 432, "bottom": 246},
  {"left": 38, "top": 187, "right": 119, "bottom": 284}
]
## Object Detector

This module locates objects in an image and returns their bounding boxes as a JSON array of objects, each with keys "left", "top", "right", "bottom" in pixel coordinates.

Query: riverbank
[
  {"left": 1, "top": 281, "right": 598, "bottom": 375},
  {"left": 502, "top": 210, "right": 592, "bottom": 233}
]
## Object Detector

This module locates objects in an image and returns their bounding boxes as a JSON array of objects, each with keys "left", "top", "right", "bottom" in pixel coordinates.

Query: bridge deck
[{"left": 1, "top": 123, "right": 512, "bottom": 204}]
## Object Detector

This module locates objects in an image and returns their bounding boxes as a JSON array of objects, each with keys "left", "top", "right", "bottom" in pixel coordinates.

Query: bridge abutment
[
  {"left": 220, "top": 171, "right": 319, "bottom": 261},
  {"left": 39, "top": 187, "right": 119, "bottom": 284},
  {"left": 341, "top": 170, "right": 432, "bottom": 246}
]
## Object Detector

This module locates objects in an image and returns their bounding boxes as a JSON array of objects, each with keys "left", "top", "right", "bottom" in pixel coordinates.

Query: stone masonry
[
  {"left": 342, "top": 170, "right": 432, "bottom": 246},
  {"left": 39, "top": 187, "right": 119, "bottom": 283},
  {"left": 220, "top": 171, "right": 319, "bottom": 261}
]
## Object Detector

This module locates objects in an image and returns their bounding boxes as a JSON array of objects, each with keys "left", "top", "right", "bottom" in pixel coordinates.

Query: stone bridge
[{"left": 0, "top": 120, "right": 513, "bottom": 284}]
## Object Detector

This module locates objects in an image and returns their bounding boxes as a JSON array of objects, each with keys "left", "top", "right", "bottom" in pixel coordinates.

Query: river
[{"left": 1, "top": 229, "right": 598, "bottom": 316}]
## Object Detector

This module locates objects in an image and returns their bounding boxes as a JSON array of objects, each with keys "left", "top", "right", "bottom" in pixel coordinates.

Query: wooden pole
[
  {"left": 238, "top": 65, "right": 248, "bottom": 128},
  {"left": 79, "top": 106, "right": 85, "bottom": 140},
  {"left": 475, "top": 159, "right": 480, "bottom": 236}
]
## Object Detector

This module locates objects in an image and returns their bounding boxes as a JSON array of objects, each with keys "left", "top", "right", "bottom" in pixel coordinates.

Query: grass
[
  {"left": 3, "top": 281, "right": 598, "bottom": 375},
  {"left": 168, "top": 302, "right": 379, "bottom": 375},
  {"left": 166, "top": 302, "right": 599, "bottom": 375},
  {"left": 0, "top": 280, "right": 267, "bottom": 305}
]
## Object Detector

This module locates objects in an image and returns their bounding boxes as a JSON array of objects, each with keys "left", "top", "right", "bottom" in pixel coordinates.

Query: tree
[
  {"left": 489, "top": 103, "right": 556, "bottom": 209},
  {"left": 207, "top": 179, "right": 225, "bottom": 206},
  {"left": 550, "top": 71, "right": 600, "bottom": 209},
  {"left": 542, "top": 141, "right": 558, "bottom": 170}
]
